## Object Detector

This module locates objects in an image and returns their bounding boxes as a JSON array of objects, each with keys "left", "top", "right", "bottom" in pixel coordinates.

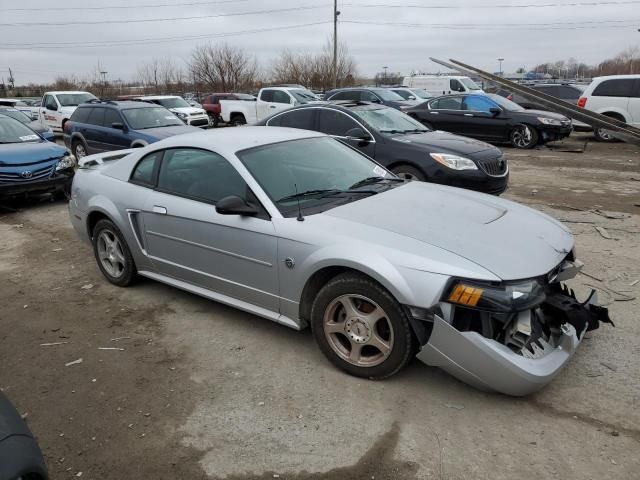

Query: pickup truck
[
  {"left": 219, "top": 87, "right": 321, "bottom": 126},
  {"left": 38, "top": 91, "right": 98, "bottom": 133},
  {"left": 202, "top": 93, "right": 255, "bottom": 127}
]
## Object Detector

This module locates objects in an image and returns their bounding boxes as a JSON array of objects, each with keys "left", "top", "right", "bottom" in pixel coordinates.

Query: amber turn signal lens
[{"left": 448, "top": 284, "right": 484, "bottom": 307}]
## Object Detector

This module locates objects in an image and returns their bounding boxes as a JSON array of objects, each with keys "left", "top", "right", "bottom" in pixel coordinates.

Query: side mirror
[
  {"left": 111, "top": 122, "right": 126, "bottom": 130},
  {"left": 215, "top": 195, "right": 259, "bottom": 216},
  {"left": 489, "top": 107, "right": 501, "bottom": 116},
  {"left": 345, "top": 127, "right": 372, "bottom": 142},
  {"left": 370, "top": 98, "right": 382, "bottom": 104}
]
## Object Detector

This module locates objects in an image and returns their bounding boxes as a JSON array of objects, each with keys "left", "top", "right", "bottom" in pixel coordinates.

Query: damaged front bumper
[{"left": 415, "top": 285, "right": 612, "bottom": 397}]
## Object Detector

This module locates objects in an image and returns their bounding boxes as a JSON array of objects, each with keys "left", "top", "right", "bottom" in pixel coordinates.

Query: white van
[
  {"left": 578, "top": 75, "right": 640, "bottom": 141},
  {"left": 402, "top": 75, "right": 483, "bottom": 97}
]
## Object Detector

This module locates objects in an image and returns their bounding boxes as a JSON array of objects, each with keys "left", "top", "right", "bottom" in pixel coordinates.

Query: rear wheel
[
  {"left": 208, "top": 115, "right": 219, "bottom": 128},
  {"left": 310, "top": 273, "right": 414, "bottom": 380},
  {"left": 594, "top": 113, "right": 623, "bottom": 142},
  {"left": 230, "top": 114, "right": 246, "bottom": 127},
  {"left": 391, "top": 164, "right": 425, "bottom": 181},
  {"left": 92, "top": 219, "right": 136, "bottom": 287},
  {"left": 510, "top": 124, "right": 539, "bottom": 149}
]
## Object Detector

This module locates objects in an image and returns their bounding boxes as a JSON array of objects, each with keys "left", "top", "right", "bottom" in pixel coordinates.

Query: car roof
[
  {"left": 592, "top": 74, "right": 640, "bottom": 81},
  {"left": 152, "top": 126, "right": 324, "bottom": 154},
  {"left": 136, "top": 95, "right": 181, "bottom": 100},
  {"left": 76, "top": 100, "right": 157, "bottom": 109},
  {"left": 46, "top": 91, "right": 93, "bottom": 95}
]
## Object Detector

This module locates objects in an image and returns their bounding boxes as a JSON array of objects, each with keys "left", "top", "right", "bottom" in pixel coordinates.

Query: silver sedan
[{"left": 68, "top": 127, "right": 611, "bottom": 396}]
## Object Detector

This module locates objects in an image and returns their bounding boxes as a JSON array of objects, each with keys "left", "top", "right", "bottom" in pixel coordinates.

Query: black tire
[
  {"left": 310, "top": 272, "right": 414, "bottom": 380},
  {"left": 209, "top": 114, "right": 219, "bottom": 128},
  {"left": 92, "top": 219, "right": 136, "bottom": 287},
  {"left": 593, "top": 114, "right": 623, "bottom": 142},
  {"left": 391, "top": 164, "right": 426, "bottom": 181},
  {"left": 72, "top": 139, "right": 88, "bottom": 160},
  {"left": 230, "top": 114, "right": 246, "bottom": 127},
  {"left": 510, "top": 124, "right": 539, "bottom": 149}
]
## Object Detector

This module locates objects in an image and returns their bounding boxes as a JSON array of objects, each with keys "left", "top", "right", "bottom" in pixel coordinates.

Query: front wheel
[
  {"left": 510, "top": 124, "right": 539, "bottom": 149},
  {"left": 92, "top": 219, "right": 136, "bottom": 287},
  {"left": 208, "top": 115, "right": 219, "bottom": 128},
  {"left": 594, "top": 127, "right": 618, "bottom": 142},
  {"left": 310, "top": 273, "right": 414, "bottom": 380},
  {"left": 391, "top": 164, "right": 426, "bottom": 181},
  {"left": 72, "top": 140, "right": 88, "bottom": 159}
]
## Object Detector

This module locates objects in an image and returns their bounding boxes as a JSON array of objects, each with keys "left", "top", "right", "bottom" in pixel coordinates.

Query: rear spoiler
[
  {"left": 430, "top": 58, "right": 640, "bottom": 145},
  {"left": 78, "top": 149, "right": 135, "bottom": 168}
]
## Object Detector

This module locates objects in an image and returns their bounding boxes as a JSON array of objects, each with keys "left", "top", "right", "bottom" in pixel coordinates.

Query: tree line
[{"left": 533, "top": 46, "right": 639, "bottom": 79}]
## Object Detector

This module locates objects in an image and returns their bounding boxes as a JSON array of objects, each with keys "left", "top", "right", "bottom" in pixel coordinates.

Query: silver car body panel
[{"left": 70, "top": 127, "right": 593, "bottom": 396}]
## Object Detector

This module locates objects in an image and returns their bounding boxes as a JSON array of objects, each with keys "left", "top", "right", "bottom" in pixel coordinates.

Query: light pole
[
  {"left": 100, "top": 70, "right": 108, "bottom": 98},
  {"left": 497, "top": 58, "right": 504, "bottom": 77},
  {"left": 382, "top": 66, "right": 388, "bottom": 85},
  {"left": 333, "top": 0, "right": 340, "bottom": 89}
]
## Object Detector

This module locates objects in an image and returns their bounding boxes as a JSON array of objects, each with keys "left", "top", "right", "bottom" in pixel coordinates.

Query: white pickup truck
[
  {"left": 219, "top": 86, "right": 322, "bottom": 126},
  {"left": 39, "top": 91, "right": 98, "bottom": 133}
]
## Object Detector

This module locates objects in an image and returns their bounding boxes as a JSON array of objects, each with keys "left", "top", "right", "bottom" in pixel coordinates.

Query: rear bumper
[
  {"left": 0, "top": 170, "right": 74, "bottom": 198},
  {"left": 417, "top": 316, "right": 580, "bottom": 396}
]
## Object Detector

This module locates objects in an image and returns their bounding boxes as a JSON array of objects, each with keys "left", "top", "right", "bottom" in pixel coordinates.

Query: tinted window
[
  {"left": 360, "top": 90, "right": 380, "bottom": 102},
  {"left": 70, "top": 107, "right": 91, "bottom": 124},
  {"left": 430, "top": 96, "right": 463, "bottom": 110},
  {"left": 158, "top": 148, "right": 247, "bottom": 204},
  {"left": 450, "top": 79, "right": 464, "bottom": 92},
  {"left": 392, "top": 90, "right": 412, "bottom": 100},
  {"left": 87, "top": 108, "right": 104, "bottom": 126},
  {"left": 102, "top": 109, "right": 123, "bottom": 127},
  {"left": 463, "top": 95, "right": 497, "bottom": 113},
  {"left": 330, "top": 91, "right": 359, "bottom": 101},
  {"left": 276, "top": 109, "right": 315, "bottom": 129},
  {"left": 592, "top": 79, "right": 635, "bottom": 97},
  {"left": 536, "top": 85, "right": 581, "bottom": 100},
  {"left": 272, "top": 90, "right": 291, "bottom": 104},
  {"left": 130, "top": 151, "right": 161, "bottom": 186},
  {"left": 318, "top": 109, "right": 359, "bottom": 136},
  {"left": 44, "top": 95, "right": 57, "bottom": 110},
  {"left": 260, "top": 90, "right": 274, "bottom": 102}
]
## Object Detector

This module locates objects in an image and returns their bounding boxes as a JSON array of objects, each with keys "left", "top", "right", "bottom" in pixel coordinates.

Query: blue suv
[{"left": 63, "top": 100, "right": 199, "bottom": 160}]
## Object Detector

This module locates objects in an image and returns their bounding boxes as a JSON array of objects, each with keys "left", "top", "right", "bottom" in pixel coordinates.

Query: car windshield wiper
[
  {"left": 349, "top": 176, "right": 404, "bottom": 189},
  {"left": 379, "top": 129, "right": 402, "bottom": 134},
  {"left": 401, "top": 128, "right": 428, "bottom": 133},
  {"left": 277, "top": 189, "right": 342, "bottom": 203}
]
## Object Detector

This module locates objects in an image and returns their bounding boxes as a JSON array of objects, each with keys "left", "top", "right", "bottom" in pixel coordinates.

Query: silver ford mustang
[{"left": 69, "top": 127, "right": 611, "bottom": 396}]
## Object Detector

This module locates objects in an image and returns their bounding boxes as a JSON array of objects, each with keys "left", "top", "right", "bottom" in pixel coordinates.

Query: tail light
[
  {"left": 507, "top": 94, "right": 513, "bottom": 101},
  {"left": 577, "top": 97, "right": 587, "bottom": 108}
]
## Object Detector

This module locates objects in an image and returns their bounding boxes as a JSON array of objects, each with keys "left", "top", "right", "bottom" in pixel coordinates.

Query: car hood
[
  {"left": 518, "top": 109, "right": 570, "bottom": 121},
  {"left": 137, "top": 124, "right": 200, "bottom": 139},
  {"left": 323, "top": 181, "right": 573, "bottom": 281},
  {"left": 0, "top": 141, "right": 67, "bottom": 166},
  {"left": 391, "top": 130, "right": 499, "bottom": 156},
  {"left": 170, "top": 107, "right": 206, "bottom": 115}
]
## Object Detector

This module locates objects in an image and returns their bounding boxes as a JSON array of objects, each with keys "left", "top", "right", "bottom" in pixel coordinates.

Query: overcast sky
[{"left": 1, "top": 0, "right": 639, "bottom": 85}]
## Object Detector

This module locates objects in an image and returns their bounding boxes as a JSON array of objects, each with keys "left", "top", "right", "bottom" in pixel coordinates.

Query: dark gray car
[{"left": 324, "top": 87, "right": 414, "bottom": 110}]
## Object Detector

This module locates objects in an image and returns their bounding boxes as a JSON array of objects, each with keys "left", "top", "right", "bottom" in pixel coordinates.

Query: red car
[{"left": 201, "top": 93, "right": 256, "bottom": 127}]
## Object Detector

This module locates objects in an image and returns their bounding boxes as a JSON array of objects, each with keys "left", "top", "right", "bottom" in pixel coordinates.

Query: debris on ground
[
  {"left": 81, "top": 284, "right": 94, "bottom": 290},
  {"left": 98, "top": 347, "right": 125, "bottom": 351},
  {"left": 110, "top": 336, "right": 131, "bottom": 342},
  {"left": 65, "top": 358, "right": 83, "bottom": 367},
  {"left": 445, "top": 403, "right": 465, "bottom": 410},
  {"left": 40, "top": 342, "right": 69, "bottom": 346},
  {"left": 595, "top": 226, "right": 615, "bottom": 240},
  {"left": 601, "top": 361, "right": 618, "bottom": 372}
]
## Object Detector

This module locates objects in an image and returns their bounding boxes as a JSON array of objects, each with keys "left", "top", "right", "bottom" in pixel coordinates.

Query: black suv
[
  {"left": 324, "top": 88, "right": 414, "bottom": 110},
  {"left": 63, "top": 100, "right": 198, "bottom": 160},
  {"left": 257, "top": 102, "right": 508, "bottom": 195}
]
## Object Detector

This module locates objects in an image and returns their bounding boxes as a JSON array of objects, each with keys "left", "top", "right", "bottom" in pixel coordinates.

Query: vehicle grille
[
  {"left": 477, "top": 157, "right": 508, "bottom": 177},
  {"left": 190, "top": 118, "right": 209, "bottom": 127},
  {"left": 0, "top": 164, "right": 55, "bottom": 183}
]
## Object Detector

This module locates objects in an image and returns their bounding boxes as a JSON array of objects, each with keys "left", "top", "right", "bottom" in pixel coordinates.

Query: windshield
[
  {"left": 373, "top": 89, "right": 406, "bottom": 101},
  {"left": 121, "top": 107, "right": 184, "bottom": 129},
  {"left": 289, "top": 89, "right": 319, "bottom": 104},
  {"left": 0, "top": 109, "right": 31, "bottom": 124},
  {"left": 0, "top": 116, "right": 41, "bottom": 144},
  {"left": 155, "top": 97, "right": 191, "bottom": 109},
  {"left": 487, "top": 93, "right": 525, "bottom": 112},
  {"left": 238, "top": 137, "right": 393, "bottom": 215},
  {"left": 57, "top": 93, "right": 98, "bottom": 107},
  {"left": 460, "top": 78, "right": 482, "bottom": 91},
  {"left": 354, "top": 107, "right": 429, "bottom": 134},
  {"left": 411, "top": 89, "right": 432, "bottom": 99}
]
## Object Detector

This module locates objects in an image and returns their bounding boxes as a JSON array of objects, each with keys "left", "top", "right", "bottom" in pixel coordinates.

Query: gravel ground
[{"left": 0, "top": 133, "right": 638, "bottom": 479}]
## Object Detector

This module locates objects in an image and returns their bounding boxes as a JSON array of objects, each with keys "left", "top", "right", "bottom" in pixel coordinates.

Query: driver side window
[
  {"left": 157, "top": 148, "right": 249, "bottom": 204},
  {"left": 462, "top": 95, "right": 497, "bottom": 113},
  {"left": 45, "top": 95, "right": 58, "bottom": 110},
  {"left": 450, "top": 79, "right": 464, "bottom": 92},
  {"left": 318, "top": 110, "right": 359, "bottom": 136},
  {"left": 360, "top": 91, "right": 380, "bottom": 102}
]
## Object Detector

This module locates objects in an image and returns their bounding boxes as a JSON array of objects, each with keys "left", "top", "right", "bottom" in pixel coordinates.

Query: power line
[
  {"left": 342, "top": 19, "right": 640, "bottom": 30},
  {"left": 0, "top": 5, "right": 331, "bottom": 27},
  {"left": 0, "top": 22, "right": 331, "bottom": 50},
  {"left": 344, "top": 0, "right": 640, "bottom": 8},
  {"left": 2, "top": 0, "right": 250, "bottom": 11}
]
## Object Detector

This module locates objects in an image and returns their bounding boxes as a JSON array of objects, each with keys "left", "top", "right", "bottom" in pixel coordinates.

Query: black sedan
[
  {"left": 406, "top": 93, "right": 572, "bottom": 149},
  {"left": 323, "top": 87, "right": 414, "bottom": 110},
  {"left": 257, "top": 101, "right": 508, "bottom": 195}
]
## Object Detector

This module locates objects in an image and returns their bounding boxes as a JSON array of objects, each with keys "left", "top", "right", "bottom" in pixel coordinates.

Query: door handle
[
  {"left": 464, "top": 114, "right": 473, "bottom": 117},
  {"left": 269, "top": 105, "right": 277, "bottom": 109},
  {"left": 430, "top": 111, "right": 439, "bottom": 114},
  {"left": 152, "top": 205, "right": 167, "bottom": 215}
]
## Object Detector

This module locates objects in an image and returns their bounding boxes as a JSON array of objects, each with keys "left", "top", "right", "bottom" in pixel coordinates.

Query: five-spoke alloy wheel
[
  {"left": 92, "top": 219, "right": 136, "bottom": 287},
  {"left": 311, "top": 273, "right": 414, "bottom": 379}
]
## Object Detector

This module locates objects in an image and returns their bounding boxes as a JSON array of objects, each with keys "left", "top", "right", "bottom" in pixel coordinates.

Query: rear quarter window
[
  {"left": 70, "top": 107, "right": 92, "bottom": 124},
  {"left": 592, "top": 79, "right": 635, "bottom": 97}
]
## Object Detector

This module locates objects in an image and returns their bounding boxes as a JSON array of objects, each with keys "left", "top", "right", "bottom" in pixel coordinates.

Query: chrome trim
[
  {"left": 125, "top": 209, "right": 147, "bottom": 256},
  {"left": 146, "top": 230, "right": 273, "bottom": 267}
]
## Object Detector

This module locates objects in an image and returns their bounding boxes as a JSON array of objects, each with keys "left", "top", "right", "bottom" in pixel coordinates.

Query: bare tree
[{"left": 190, "top": 43, "right": 258, "bottom": 92}]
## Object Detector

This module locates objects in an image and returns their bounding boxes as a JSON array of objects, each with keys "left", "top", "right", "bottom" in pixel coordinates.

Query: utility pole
[
  {"left": 497, "top": 58, "right": 504, "bottom": 77},
  {"left": 333, "top": 0, "right": 340, "bottom": 89},
  {"left": 100, "top": 70, "right": 108, "bottom": 98}
]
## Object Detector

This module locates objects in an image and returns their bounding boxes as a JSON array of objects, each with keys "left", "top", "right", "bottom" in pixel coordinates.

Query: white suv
[
  {"left": 578, "top": 75, "right": 640, "bottom": 141},
  {"left": 136, "top": 95, "right": 209, "bottom": 127}
]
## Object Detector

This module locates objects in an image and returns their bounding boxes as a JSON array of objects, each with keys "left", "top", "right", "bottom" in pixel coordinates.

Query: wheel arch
[
  {"left": 596, "top": 110, "right": 629, "bottom": 123},
  {"left": 130, "top": 139, "right": 148, "bottom": 148},
  {"left": 84, "top": 198, "right": 126, "bottom": 240},
  {"left": 386, "top": 160, "right": 427, "bottom": 177}
]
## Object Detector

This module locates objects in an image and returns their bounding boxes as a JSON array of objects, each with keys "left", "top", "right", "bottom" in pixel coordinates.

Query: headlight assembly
[
  {"left": 430, "top": 153, "right": 478, "bottom": 171},
  {"left": 443, "top": 279, "right": 546, "bottom": 312},
  {"left": 537, "top": 117, "right": 563, "bottom": 126},
  {"left": 56, "top": 153, "right": 76, "bottom": 171}
]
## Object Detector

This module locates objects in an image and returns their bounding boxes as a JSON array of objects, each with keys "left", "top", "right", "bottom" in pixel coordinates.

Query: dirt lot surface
[{"left": 1, "top": 133, "right": 638, "bottom": 479}]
